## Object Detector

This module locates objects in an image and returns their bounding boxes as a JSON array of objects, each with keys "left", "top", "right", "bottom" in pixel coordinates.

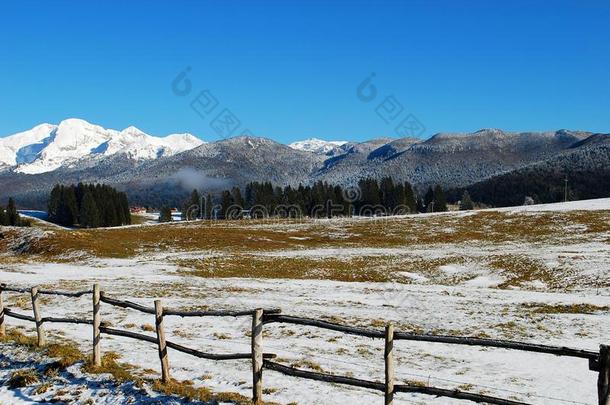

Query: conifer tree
[
  {"left": 80, "top": 191, "right": 99, "bottom": 228},
  {"left": 205, "top": 194, "right": 213, "bottom": 219},
  {"left": 460, "top": 190, "right": 474, "bottom": 211},
  {"left": 433, "top": 185, "right": 448, "bottom": 212},
  {"left": 0, "top": 205, "right": 6, "bottom": 226},
  {"left": 48, "top": 185, "right": 62, "bottom": 221},
  {"left": 159, "top": 206, "right": 173, "bottom": 222},
  {"left": 220, "top": 190, "right": 233, "bottom": 219},
  {"left": 404, "top": 182, "right": 417, "bottom": 213},
  {"left": 6, "top": 197, "right": 19, "bottom": 226},
  {"left": 424, "top": 186, "right": 434, "bottom": 210},
  {"left": 231, "top": 187, "right": 244, "bottom": 209}
]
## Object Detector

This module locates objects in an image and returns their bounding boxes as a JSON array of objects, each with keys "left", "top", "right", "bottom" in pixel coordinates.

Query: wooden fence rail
[
  {"left": 263, "top": 314, "right": 599, "bottom": 360},
  {"left": 0, "top": 282, "right": 608, "bottom": 405}
]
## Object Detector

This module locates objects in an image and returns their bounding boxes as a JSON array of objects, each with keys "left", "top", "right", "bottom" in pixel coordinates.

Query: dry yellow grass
[
  {"left": 1, "top": 209, "right": 609, "bottom": 289},
  {"left": 4, "top": 210, "right": 608, "bottom": 260}
]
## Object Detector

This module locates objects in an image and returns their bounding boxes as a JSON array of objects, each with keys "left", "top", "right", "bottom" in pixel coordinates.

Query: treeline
[
  {"left": 449, "top": 166, "right": 610, "bottom": 207},
  {"left": 175, "top": 178, "right": 464, "bottom": 220},
  {"left": 0, "top": 198, "right": 30, "bottom": 227},
  {"left": 48, "top": 183, "right": 131, "bottom": 228}
]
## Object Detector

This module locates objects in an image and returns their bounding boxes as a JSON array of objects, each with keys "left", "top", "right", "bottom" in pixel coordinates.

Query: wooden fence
[{"left": 0, "top": 282, "right": 607, "bottom": 405}]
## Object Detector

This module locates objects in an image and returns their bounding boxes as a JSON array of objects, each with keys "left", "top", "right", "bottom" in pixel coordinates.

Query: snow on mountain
[
  {"left": 289, "top": 138, "right": 348, "bottom": 155},
  {"left": 0, "top": 119, "right": 203, "bottom": 174},
  {"left": 0, "top": 123, "right": 57, "bottom": 167}
]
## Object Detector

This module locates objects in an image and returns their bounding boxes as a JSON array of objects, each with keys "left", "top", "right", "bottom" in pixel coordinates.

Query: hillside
[{"left": 454, "top": 134, "right": 610, "bottom": 206}]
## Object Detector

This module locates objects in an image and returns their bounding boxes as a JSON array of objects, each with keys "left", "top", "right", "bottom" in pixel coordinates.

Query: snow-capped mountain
[
  {"left": 0, "top": 118, "right": 203, "bottom": 174},
  {"left": 289, "top": 138, "right": 348, "bottom": 155}
]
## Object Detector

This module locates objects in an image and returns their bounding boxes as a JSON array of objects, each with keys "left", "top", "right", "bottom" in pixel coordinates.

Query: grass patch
[
  {"left": 82, "top": 352, "right": 138, "bottom": 383},
  {"left": 522, "top": 302, "right": 610, "bottom": 314},
  {"left": 0, "top": 329, "right": 38, "bottom": 348},
  {"left": 43, "top": 342, "right": 86, "bottom": 375},
  {"left": 7, "top": 368, "right": 40, "bottom": 388}
]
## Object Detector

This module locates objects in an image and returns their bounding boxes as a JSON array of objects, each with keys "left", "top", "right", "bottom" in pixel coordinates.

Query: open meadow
[{"left": 1, "top": 199, "right": 610, "bottom": 404}]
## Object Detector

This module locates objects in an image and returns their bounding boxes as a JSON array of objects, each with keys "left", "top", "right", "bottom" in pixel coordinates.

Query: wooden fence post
[
  {"left": 598, "top": 345, "right": 610, "bottom": 405},
  {"left": 385, "top": 323, "right": 395, "bottom": 405},
  {"left": 0, "top": 284, "right": 5, "bottom": 337},
  {"left": 252, "top": 308, "right": 263, "bottom": 404},
  {"left": 155, "top": 300, "right": 170, "bottom": 383},
  {"left": 30, "top": 286, "right": 45, "bottom": 347},
  {"left": 92, "top": 284, "right": 101, "bottom": 367}
]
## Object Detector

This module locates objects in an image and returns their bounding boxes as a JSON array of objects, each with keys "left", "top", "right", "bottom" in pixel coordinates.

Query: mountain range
[{"left": 0, "top": 118, "right": 608, "bottom": 208}]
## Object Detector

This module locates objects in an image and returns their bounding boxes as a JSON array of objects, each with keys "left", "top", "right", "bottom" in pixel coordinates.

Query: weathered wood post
[
  {"left": 0, "top": 284, "right": 5, "bottom": 337},
  {"left": 30, "top": 286, "right": 45, "bottom": 347},
  {"left": 92, "top": 283, "right": 101, "bottom": 367},
  {"left": 252, "top": 308, "right": 263, "bottom": 404},
  {"left": 385, "top": 323, "right": 395, "bottom": 405},
  {"left": 598, "top": 345, "right": 610, "bottom": 405},
  {"left": 154, "top": 299, "right": 170, "bottom": 383}
]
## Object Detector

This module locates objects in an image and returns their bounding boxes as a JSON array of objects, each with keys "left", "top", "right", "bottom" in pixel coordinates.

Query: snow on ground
[
  {"left": 1, "top": 198, "right": 610, "bottom": 404},
  {"left": 0, "top": 257, "right": 608, "bottom": 404},
  {"left": 0, "top": 343, "right": 208, "bottom": 404},
  {"left": 492, "top": 197, "right": 610, "bottom": 213}
]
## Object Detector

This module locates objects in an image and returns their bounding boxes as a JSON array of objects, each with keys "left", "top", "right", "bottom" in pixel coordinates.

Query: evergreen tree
[
  {"left": 159, "top": 206, "right": 173, "bottom": 222},
  {"left": 404, "top": 182, "right": 417, "bottom": 213},
  {"left": 205, "top": 194, "right": 213, "bottom": 219},
  {"left": 424, "top": 187, "right": 434, "bottom": 211},
  {"left": 231, "top": 187, "right": 244, "bottom": 209},
  {"left": 0, "top": 205, "right": 6, "bottom": 226},
  {"left": 48, "top": 185, "right": 62, "bottom": 220},
  {"left": 380, "top": 177, "right": 396, "bottom": 210},
  {"left": 433, "top": 185, "right": 448, "bottom": 212},
  {"left": 7, "top": 197, "right": 19, "bottom": 226},
  {"left": 120, "top": 193, "right": 131, "bottom": 225},
  {"left": 459, "top": 190, "right": 474, "bottom": 211},
  {"left": 79, "top": 191, "right": 99, "bottom": 228},
  {"left": 220, "top": 190, "right": 233, "bottom": 219}
]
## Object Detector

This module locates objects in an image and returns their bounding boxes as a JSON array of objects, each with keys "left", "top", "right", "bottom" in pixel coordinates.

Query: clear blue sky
[{"left": 1, "top": 0, "right": 609, "bottom": 143}]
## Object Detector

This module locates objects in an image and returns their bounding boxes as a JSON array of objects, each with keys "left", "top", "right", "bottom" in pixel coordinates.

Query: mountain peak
[
  {"left": 0, "top": 119, "right": 204, "bottom": 174},
  {"left": 289, "top": 138, "right": 348, "bottom": 155}
]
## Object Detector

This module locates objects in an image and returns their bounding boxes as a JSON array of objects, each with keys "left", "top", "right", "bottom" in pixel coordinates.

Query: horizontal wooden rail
[
  {"left": 41, "top": 316, "right": 92, "bottom": 325},
  {"left": 264, "top": 314, "right": 598, "bottom": 361},
  {"left": 4, "top": 308, "right": 35, "bottom": 322},
  {"left": 394, "top": 384, "right": 529, "bottom": 405},
  {"left": 166, "top": 340, "right": 252, "bottom": 360},
  {"left": 0, "top": 284, "right": 91, "bottom": 297},
  {"left": 101, "top": 292, "right": 282, "bottom": 318},
  {"left": 264, "top": 314, "right": 384, "bottom": 338},
  {"left": 100, "top": 326, "right": 158, "bottom": 344},
  {"left": 4, "top": 308, "right": 91, "bottom": 325},
  {"left": 393, "top": 331, "right": 597, "bottom": 360},
  {"left": 264, "top": 360, "right": 385, "bottom": 391},
  {"left": 164, "top": 308, "right": 281, "bottom": 317},
  {"left": 99, "top": 326, "right": 274, "bottom": 361},
  {"left": 264, "top": 361, "right": 530, "bottom": 405},
  {"left": 100, "top": 293, "right": 156, "bottom": 314},
  {"left": 38, "top": 289, "right": 92, "bottom": 298},
  {"left": 0, "top": 285, "right": 30, "bottom": 293}
]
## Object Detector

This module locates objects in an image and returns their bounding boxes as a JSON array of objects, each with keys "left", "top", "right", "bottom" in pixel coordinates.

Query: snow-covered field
[{"left": 2, "top": 199, "right": 610, "bottom": 404}]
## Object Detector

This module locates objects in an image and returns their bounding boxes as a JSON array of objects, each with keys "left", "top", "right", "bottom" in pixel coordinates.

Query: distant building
[{"left": 130, "top": 206, "right": 147, "bottom": 214}]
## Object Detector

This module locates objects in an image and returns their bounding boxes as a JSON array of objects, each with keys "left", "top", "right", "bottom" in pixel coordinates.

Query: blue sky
[{"left": 0, "top": 0, "right": 609, "bottom": 143}]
